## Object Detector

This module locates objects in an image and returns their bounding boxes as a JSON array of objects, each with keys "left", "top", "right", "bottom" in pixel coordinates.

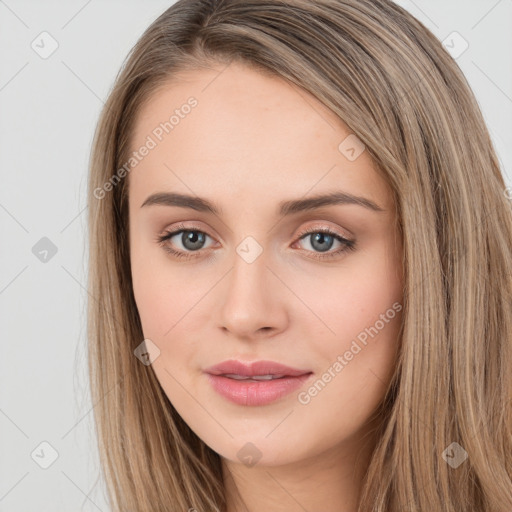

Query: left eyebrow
[
  {"left": 140, "top": 190, "right": 385, "bottom": 215},
  {"left": 278, "top": 191, "right": 385, "bottom": 215}
]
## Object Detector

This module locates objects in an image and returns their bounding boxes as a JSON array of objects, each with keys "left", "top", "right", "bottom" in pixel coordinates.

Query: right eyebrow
[{"left": 140, "top": 192, "right": 220, "bottom": 214}]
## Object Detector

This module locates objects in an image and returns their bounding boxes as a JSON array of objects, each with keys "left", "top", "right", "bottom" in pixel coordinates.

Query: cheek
[
  {"left": 131, "top": 255, "right": 205, "bottom": 399},
  {"left": 130, "top": 241, "right": 217, "bottom": 348},
  {"left": 291, "top": 241, "right": 402, "bottom": 359},
  {"left": 132, "top": 265, "right": 194, "bottom": 341},
  {"left": 289, "top": 246, "right": 403, "bottom": 425},
  {"left": 294, "top": 271, "right": 402, "bottom": 443},
  {"left": 131, "top": 237, "right": 180, "bottom": 338}
]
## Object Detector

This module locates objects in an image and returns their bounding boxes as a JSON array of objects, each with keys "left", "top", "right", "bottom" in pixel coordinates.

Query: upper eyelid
[{"left": 161, "top": 223, "right": 349, "bottom": 239}]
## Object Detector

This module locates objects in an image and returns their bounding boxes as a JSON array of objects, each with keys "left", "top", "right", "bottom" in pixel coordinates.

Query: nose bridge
[
  {"left": 217, "top": 234, "right": 286, "bottom": 336},
  {"left": 228, "top": 237, "right": 272, "bottom": 303},
  {"left": 226, "top": 221, "right": 270, "bottom": 285}
]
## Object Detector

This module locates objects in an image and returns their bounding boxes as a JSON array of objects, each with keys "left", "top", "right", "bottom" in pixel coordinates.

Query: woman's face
[{"left": 128, "top": 61, "right": 403, "bottom": 467}]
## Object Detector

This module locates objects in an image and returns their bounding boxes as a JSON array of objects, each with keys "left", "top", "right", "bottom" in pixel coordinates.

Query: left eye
[{"left": 296, "top": 229, "right": 345, "bottom": 253}]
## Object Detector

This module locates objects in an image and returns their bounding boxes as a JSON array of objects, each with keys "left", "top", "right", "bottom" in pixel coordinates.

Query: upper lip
[{"left": 204, "top": 359, "right": 312, "bottom": 377}]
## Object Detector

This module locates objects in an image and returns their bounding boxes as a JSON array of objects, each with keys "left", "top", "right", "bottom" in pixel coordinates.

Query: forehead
[{"left": 127, "top": 62, "right": 392, "bottom": 214}]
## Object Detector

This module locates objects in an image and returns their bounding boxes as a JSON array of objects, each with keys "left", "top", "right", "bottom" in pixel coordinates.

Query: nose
[{"left": 217, "top": 248, "right": 288, "bottom": 340}]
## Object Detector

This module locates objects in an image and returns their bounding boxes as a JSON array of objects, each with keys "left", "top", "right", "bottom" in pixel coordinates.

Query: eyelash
[{"left": 156, "top": 223, "right": 356, "bottom": 261}]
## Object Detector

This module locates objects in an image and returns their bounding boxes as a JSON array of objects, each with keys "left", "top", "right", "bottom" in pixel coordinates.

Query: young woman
[{"left": 87, "top": 1, "right": 512, "bottom": 510}]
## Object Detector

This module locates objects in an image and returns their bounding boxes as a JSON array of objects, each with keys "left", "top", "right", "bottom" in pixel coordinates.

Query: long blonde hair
[{"left": 87, "top": 0, "right": 512, "bottom": 510}]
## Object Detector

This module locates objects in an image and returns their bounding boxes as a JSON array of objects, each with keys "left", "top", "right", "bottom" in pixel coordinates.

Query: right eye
[{"left": 157, "top": 225, "right": 216, "bottom": 260}]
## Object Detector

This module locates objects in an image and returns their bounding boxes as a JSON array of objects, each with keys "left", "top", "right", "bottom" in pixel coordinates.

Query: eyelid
[
  {"left": 159, "top": 220, "right": 350, "bottom": 242},
  {"left": 295, "top": 221, "right": 352, "bottom": 241},
  {"left": 159, "top": 221, "right": 214, "bottom": 237},
  {"left": 157, "top": 221, "right": 217, "bottom": 246}
]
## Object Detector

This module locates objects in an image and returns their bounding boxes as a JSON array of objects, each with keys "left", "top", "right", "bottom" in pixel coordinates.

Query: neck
[{"left": 221, "top": 425, "right": 378, "bottom": 512}]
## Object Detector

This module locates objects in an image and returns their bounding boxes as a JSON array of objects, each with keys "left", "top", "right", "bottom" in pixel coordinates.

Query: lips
[
  {"left": 204, "top": 359, "right": 311, "bottom": 378},
  {"left": 203, "top": 359, "right": 313, "bottom": 406}
]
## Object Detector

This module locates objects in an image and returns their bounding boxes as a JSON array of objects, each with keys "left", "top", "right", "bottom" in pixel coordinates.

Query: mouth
[
  {"left": 204, "top": 359, "right": 311, "bottom": 378},
  {"left": 219, "top": 373, "right": 293, "bottom": 381},
  {"left": 203, "top": 359, "right": 313, "bottom": 406}
]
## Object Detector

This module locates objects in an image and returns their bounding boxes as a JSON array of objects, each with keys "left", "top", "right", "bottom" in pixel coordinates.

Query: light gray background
[{"left": 1, "top": 1, "right": 511, "bottom": 510}]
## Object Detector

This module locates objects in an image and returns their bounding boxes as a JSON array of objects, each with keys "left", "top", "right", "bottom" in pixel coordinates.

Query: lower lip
[{"left": 205, "top": 373, "right": 313, "bottom": 406}]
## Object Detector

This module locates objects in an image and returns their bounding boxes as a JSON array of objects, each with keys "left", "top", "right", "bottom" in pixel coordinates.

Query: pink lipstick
[{"left": 204, "top": 359, "right": 313, "bottom": 406}]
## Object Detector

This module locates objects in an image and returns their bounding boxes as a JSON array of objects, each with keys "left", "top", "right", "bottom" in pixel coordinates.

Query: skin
[{"left": 128, "top": 61, "right": 403, "bottom": 512}]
